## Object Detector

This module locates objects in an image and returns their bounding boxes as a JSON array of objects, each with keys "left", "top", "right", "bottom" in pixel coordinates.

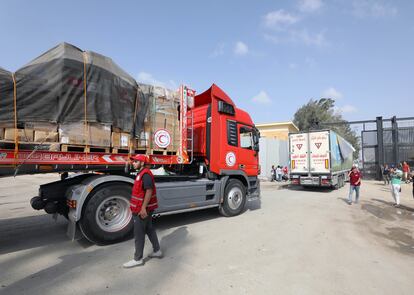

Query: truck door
[
  {"left": 309, "top": 131, "right": 330, "bottom": 173},
  {"left": 290, "top": 133, "right": 309, "bottom": 173},
  {"left": 237, "top": 124, "right": 259, "bottom": 176}
]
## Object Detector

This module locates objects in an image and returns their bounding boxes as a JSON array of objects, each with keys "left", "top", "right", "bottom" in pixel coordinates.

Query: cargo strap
[
  {"left": 11, "top": 73, "right": 18, "bottom": 164},
  {"left": 82, "top": 52, "right": 89, "bottom": 153},
  {"left": 129, "top": 86, "right": 141, "bottom": 158}
]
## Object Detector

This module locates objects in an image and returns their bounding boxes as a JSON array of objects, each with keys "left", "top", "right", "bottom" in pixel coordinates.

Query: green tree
[{"left": 293, "top": 98, "right": 360, "bottom": 157}]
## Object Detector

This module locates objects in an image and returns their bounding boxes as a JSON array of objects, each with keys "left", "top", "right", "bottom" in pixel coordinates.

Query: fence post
[
  {"left": 376, "top": 117, "right": 383, "bottom": 180},
  {"left": 391, "top": 116, "right": 399, "bottom": 166}
]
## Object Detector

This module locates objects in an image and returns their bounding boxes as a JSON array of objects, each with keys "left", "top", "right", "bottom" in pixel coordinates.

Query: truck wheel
[
  {"left": 79, "top": 184, "right": 133, "bottom": 245},
  {"left": 219, "top": 179, "right": 247, "bottom": 217}
]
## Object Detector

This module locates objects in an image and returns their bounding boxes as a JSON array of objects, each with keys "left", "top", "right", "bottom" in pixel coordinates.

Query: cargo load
[{"left": 0, "top": 43, "right": 180, "bottom": 153}]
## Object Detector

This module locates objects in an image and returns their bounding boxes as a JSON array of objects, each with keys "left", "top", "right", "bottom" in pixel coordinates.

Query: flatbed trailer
[{"left": 1, "top": 85, "right": 261, "bottom": 244}]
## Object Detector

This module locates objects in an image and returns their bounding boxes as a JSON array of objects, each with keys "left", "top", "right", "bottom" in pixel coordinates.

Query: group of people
[
  {"left": 382, "top": 161, "right": 411, "bottom": 185},
  {"left": 348, "top": 161, "right": 414, "bottom": 207},
  {"left": 271, "top": 165, "right": 288, "bottom": 182},
  {"left": 381, "top": 161, "right": 412, "bottom": 207}
]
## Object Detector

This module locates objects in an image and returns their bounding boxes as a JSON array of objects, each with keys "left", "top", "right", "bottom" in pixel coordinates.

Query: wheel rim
[
  {"left": 227, "top": 187, "right": 243, "bottom": 210},
  {"left": 95, "top": 195, "right": 132, "bottom": 232}
]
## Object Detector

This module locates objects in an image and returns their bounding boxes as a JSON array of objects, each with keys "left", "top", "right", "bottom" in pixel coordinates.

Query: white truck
[{"left": 289, "top": 130, "right": 355, "bottom": 189}]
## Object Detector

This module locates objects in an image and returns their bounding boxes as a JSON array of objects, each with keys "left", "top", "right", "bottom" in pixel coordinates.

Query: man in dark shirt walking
[
  {"left": 123, "top": 154, "right": 162, "bottom": 268},
  {"left": 348, "top": 164, "right": 362, "bottom": 205}
]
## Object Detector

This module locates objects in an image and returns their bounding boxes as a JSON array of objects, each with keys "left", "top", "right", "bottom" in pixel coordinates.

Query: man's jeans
[
  {"left": 348, "top": 185, "right": 360, "bottom": 203},
  {"left": 276, "top": 173, "right": 282, "bottom": 181}
]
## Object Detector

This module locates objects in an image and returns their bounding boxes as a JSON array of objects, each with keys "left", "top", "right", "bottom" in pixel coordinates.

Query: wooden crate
[
  {"left": 0, "top": 140, "right": 60, "bottom": 151},
  {"left": 4, "top": 128, "right": 34, "bottom": 142}
]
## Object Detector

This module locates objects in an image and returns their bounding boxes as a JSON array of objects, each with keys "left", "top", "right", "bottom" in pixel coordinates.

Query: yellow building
[{"left": 256, "top": 121, "right": 299, "bottom": 140}]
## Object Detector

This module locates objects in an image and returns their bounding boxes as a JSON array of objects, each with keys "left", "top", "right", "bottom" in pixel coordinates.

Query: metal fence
[
  {"left": 361, "top": 117, "right": 414, "bottom": 179},
  {"left": 322, "top": 116, "right": 414, "bottom": 180}
]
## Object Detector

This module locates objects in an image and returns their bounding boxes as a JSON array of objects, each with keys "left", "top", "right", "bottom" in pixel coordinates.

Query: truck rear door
[
  {"left": 290, "top": 133, "right": 309, "bottom": 174},
  {"left": 309, "top": 131, "right": 330, "bottom": 173}
]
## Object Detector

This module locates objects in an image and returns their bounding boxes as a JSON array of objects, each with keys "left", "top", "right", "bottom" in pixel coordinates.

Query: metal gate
[
  {"left": 323, "top": 116, "right": 414, "bottom": 180},
  {"left": 362, "top": 117, "right": 414, "bottom": 179}
]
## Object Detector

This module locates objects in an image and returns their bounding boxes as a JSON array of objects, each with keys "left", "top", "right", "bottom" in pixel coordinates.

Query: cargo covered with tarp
[
  {"left": 0, "top": 67, "right": 14, "bottom": 123},
  {"left": 0, "top": 42, "right": 149, "bottom": 137}
]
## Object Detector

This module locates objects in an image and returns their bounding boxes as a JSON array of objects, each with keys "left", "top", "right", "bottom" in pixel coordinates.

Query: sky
[{"left": 0, "top": 0, "right": 413, "bottom": 125}]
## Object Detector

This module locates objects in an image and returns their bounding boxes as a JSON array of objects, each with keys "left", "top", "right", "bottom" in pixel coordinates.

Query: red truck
[{"left": 0, "top": 84, "right": 260, "bottom": 244}]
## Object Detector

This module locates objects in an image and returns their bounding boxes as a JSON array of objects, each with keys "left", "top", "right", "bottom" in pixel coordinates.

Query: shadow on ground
[
  {"left": 0, "top": 214, "right": 68, "bottom": 255},
  {"left": 357, "top": 198, "right": 414, "bottom": 256},
  {"left": 372, "top": 227, "right": 414, "bottom": 256},
  {"left": 2, "top": 227, "right": 190, "bottom": 295},
  {"left": 0, "top": 200, "right": 261, "bottom": 256}
]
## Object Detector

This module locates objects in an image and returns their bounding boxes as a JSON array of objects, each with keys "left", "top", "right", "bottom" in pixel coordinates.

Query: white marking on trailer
[
  {"left": 115, "top": 156, "right": 126, "bottom": 162},
  {"left": 102, "top": 155, "right": 114, "bottom": 162}
]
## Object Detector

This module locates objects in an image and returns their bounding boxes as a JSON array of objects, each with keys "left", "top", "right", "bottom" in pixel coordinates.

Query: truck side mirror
[{"left": 253, "top": 128, "right": 260, "bottom": 152}]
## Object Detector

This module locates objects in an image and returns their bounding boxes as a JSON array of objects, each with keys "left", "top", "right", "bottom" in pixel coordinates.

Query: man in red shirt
[
  {"left": 402, "top": 161, "right": 410, "bottom": 183},
  {"left": 348, "top": 164, "right": 362, "bottom": 205}
]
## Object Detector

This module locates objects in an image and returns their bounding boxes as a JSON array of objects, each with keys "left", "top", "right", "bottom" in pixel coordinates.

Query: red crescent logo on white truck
[{"left": 154, "top": 129, "right": 171, "bottom": 148}]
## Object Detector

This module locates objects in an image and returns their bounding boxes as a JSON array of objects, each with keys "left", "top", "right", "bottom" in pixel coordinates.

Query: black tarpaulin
[
  {"left": 0, "top": 67, "right": 14, "bottom": 123},
  {"left": 0, "top": 42, "right": 148, "bottom": 135}
]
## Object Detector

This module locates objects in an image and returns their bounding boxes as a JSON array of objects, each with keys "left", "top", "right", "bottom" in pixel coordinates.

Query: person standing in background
[
  {"left": 270, "top": 165, "right": 276, "bottom": 182},
  {"left": 276, "top": 166, "right": 282, "bottom": 182},
  {"left": 282, "top": 166, "right": 289, "bottom": 181},
  {"left": 383, "top": 164, "right": 390, "bottom": 185},
  {"left": 402, "top": 161, "right": 410, "bottom": 183},
  {"left": 347, "top": 164, "right": 362, "bottom": 205},
  {"left": 390, "top": 166, "right": 403, "bottom": 207}
]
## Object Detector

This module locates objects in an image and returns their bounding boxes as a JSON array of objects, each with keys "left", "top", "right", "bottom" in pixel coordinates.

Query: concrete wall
[{"left": 259, "top": 138, "right": 289, "bottom": 180}]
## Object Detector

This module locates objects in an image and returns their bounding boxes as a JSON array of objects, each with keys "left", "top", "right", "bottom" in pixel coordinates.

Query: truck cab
[{"left": 192, "top": 84, "right": 260, "bottom": 178}]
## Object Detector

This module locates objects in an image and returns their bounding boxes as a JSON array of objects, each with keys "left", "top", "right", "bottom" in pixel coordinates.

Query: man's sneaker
[
  {"left": 123, "top": 259, "right": 144, "bottom": 268},
  {"left": 347, "top": 200, "right": 352, "bottom": 205},
  {"left": 149, "top": 250, "right": 163, "bottom": 258}
]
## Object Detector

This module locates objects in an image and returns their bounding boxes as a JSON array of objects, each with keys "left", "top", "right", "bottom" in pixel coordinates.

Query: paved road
[{"left": 0, "top": 175, "right": 413, "bottom": 295}]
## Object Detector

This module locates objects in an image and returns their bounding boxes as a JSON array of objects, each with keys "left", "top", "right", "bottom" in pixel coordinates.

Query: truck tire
[
  {"left": 79, "top": 184, "right": 133, "bottom": 245},
  {"left": 219, "top": 179, "right": 247, "bottom": 217}
]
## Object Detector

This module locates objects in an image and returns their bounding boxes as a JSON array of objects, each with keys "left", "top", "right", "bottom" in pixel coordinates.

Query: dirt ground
[{"left": 0, "top": 175, "right": 413, "bottom": 295}]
